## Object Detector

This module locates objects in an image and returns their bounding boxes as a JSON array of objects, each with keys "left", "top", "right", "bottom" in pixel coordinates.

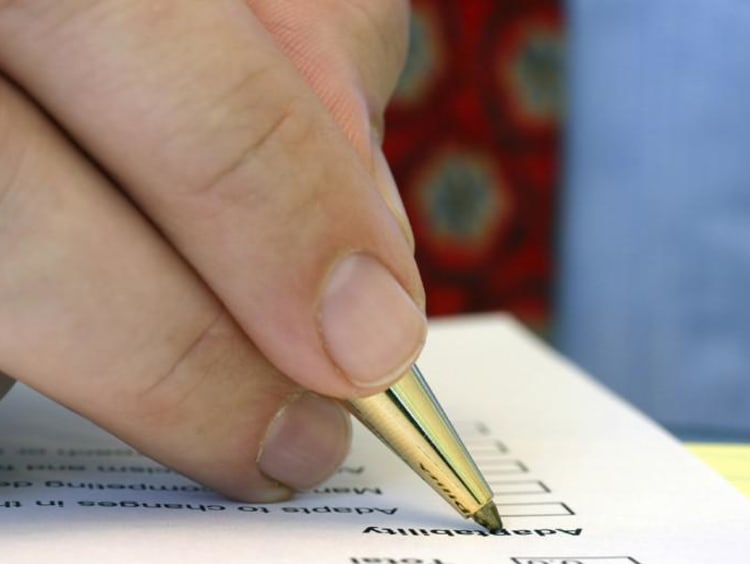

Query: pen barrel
[{"left": 347, "top": 366, "right": 494, "bottom": 519}]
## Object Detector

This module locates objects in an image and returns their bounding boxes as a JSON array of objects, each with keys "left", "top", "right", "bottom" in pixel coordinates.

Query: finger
[
  {"left": 0, "top": 77, "right": 350, "bottom": 500},
  {"left": 0, "top": 0, "right": 426, "bottom": 398},
  {"left": 248, "top": 0, "right": 413, "bottom": 240}
]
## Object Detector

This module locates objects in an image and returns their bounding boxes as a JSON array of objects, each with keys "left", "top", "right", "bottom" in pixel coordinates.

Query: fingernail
[
  {"left": 320, "top": 253, "right": 427, "bottom": 388},
  {"left": 258, "top": 393, "right": 351, "bottom": 490}
]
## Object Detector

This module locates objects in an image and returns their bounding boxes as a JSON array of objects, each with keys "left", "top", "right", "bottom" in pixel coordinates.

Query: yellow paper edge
[{"left": 687, "top": 443, "right": 750, "bottom": 499}]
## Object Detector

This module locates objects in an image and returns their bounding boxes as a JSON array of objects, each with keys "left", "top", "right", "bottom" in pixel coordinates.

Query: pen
[{"left": 346, "top": 365, "right": 502, "bottom": 531}]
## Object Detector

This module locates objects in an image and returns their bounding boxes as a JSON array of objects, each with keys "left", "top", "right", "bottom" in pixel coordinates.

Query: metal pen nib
[
  {"left": 347, "top": 365, "right": 503, "bottom": 532},
  {"left": 473, "top": 501, "right": 503, "bottom": 532}
]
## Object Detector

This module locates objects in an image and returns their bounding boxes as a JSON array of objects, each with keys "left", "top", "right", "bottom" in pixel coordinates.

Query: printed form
[{"left": 1, "top": 315, "right": 749, "bottom": 563}]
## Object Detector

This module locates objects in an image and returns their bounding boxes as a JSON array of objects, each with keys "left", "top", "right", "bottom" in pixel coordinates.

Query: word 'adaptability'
[{"left": 363, "top": 526, "right": 583, "bottom": 538}]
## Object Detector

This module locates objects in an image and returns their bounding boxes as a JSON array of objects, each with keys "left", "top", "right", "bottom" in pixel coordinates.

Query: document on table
[{"left": 2, "top": 315, "right": 750, "bottom": 563}]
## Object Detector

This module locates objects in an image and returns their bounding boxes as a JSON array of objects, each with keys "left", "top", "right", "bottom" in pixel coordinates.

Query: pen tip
[{"left": 472, "top": 501, "right": 503, "bottom": 532}]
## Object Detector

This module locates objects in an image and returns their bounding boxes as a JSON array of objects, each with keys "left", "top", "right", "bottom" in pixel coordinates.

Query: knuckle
[
  {"left": 177, "top": 93, "right": 315, "bottom": 207},
  {"left": 133, "top": 311, "right": 230, "bottom": 427},
  {"left": 133, "top": 312, "right": 289, "bottom": 431}
]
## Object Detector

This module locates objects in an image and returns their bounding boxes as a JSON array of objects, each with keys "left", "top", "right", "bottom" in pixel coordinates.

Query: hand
[{"left": 0, "top": 0, "right": 425, "bottom": 501}]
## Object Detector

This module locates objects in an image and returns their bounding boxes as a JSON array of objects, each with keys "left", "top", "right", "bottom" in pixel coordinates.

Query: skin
[{"left": 0, "top": 0, "right": 425, "bottom": 502}]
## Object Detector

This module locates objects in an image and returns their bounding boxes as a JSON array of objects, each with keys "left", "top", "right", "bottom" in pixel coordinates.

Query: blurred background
[
  {"left": 385, "top": 0, "right": 561, "bottom": 331},
  {"left": 386, "top": 0, "right": 750, "bottom": 441}
]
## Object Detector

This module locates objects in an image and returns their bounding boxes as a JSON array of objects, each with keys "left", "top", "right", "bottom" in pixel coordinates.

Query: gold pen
[{"left": 346, "top": 364, "right": 502, "bottom": 531}]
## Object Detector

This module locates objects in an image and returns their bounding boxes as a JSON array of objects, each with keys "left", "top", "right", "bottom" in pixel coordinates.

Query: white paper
[{"left": 1, "top": 314, "right": 749, "bottom": 563}]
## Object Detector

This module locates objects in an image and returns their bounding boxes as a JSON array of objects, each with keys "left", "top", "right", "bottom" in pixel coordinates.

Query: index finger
[{"left": 0, "top": 1, "right": 426, "bottom": 398}]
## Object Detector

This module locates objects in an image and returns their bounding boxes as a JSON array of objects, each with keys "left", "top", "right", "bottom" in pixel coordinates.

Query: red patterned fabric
[{"left": 384, "top": 0, "right": 563, "bottom": 331}]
